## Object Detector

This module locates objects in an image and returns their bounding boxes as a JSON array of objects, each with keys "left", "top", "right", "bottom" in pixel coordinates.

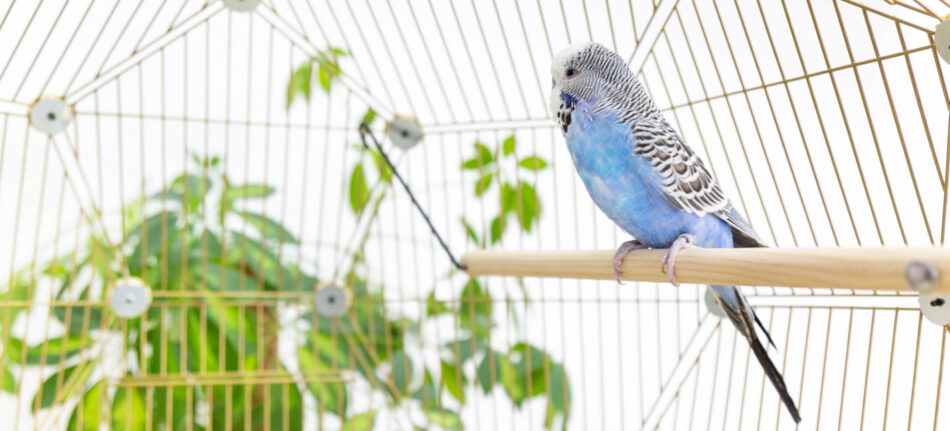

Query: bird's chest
[{"left": 563, "top": 106, "right": 701, "bottom": 247}]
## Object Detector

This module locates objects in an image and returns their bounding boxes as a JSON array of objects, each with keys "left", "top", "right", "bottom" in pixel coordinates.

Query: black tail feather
[
  {"left": 749, "top": 332, "right": 802, "bottom": 424},
  {"left": 751, "top": 308, "right": 777, "bottom": 350}
]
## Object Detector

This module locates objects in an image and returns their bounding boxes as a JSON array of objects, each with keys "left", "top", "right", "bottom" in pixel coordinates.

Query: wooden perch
[{"left": 460, "top": 247, "right": 950, "bottom": 294}]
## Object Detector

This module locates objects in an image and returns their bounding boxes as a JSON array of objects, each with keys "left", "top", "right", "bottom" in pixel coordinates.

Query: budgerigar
[{"left": 550, "top": 42, "right": 801, "bottom": 423}]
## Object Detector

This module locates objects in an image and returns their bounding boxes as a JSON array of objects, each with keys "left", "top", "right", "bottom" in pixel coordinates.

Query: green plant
[
  {"left": 0, "top": 54, "right": 570, "bottom": 431},
  {"left": 460, "top": 136, "right": 547, "bottom": 246},
  {"left": 339, "top": 124, "right": 569, "bottom": 429},
  {"left": 1, "top": 154, "right": 315, "bottom": 430}
]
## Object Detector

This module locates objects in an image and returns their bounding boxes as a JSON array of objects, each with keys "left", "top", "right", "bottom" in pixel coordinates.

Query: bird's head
[{"left": 549, "top": 42, "right": 654, "bottom": 129}]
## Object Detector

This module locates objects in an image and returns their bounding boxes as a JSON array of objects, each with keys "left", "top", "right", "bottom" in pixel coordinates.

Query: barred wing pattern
[{"left": 632, "top": 118, "right": 767, "bottom": 248}]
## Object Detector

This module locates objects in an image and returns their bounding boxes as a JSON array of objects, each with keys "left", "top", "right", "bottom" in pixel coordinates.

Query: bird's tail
[
  {"left": 747, "top": 320, "right": 802, "bottom": 424},
  {"left": 712, "top": 285, "right": 801, "bottom": 424}
]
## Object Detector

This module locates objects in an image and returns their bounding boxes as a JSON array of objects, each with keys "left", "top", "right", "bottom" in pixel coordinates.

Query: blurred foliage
[
  {"left": 0, "top": 56, "right": 569, "bottom": 431},
  {"left": 1, "top": 154, "right": 315, "bottom": 430},
  {"left": 460, "top": 135, "right": 548, "bottom": 246},
  {"left": 343, "top": 124, "right": 569, "bottom": 428},
  {"left": 286, "top": 47, "right": 347, "bottom": 108}
]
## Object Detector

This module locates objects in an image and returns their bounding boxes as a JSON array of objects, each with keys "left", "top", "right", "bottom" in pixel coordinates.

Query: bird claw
[
  {"left": 613, "top": 239, "right": 648, "bottom": 283},
  {"left": 660, "top": 234, "right": 696, "bottom": 286}
]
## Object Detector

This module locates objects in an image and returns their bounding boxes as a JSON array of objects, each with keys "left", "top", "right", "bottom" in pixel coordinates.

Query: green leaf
[
  {"left": 412, "top": 370, "right": 439, "bottom": 410},
  {"left": 547, "top": 362, "right": 571, "bottom": 423},
  {"left": 461, "top": 217, "right": 481, "bottom": 245},
  {"left": 545, "top": 400, "right": 558, "bottom": 430},
  {"left": 516, "top": 182, "right": 540, "bottom": 232},
  {"left": 461, "top": 142, "right": 495, "bottom": 170},
  {"left": 307, "top": 332, "right": 351, "bottom": 368},
  {"left": 489, "top": 215, "right": 504, "bottom": 244},
  {"left": 504, "top": 344, "right": 550, "bottom": 407},
  {"left": 474, "top": 173, "right": 494, "bottom": 196},
  {"left": 111, "top": 387, "right": 147, "bottom": 431},
  {"left": 32, "top": 360, "right": 98, "bottom": 411},
  {"left": 318, "top": 65, "right": 332, "bottom": 92},
  {"left": 0, "top": 279, "right": 30, "bottom": 321},
  {"left": 287, "top": 62, "right": 312, "bottom": 109},
  {"left": 511, "top": 343, "right": 548, "bottom": 374},
  {"left": 445, "top": 336, "right": 486, "bottom": 365},
  {"left": 224, "top": 184, "right": 275, "bottom": 200},
  {"left": 66, "top": 381, "right": 104, "bottom": 431},
  {"left": 361, "top": 108, "right": 377, "bottom": 126},
  {"left": 201, "top": 261, "right": 247, "bottom": 291},
  {"left": 316, "top": 50, "right": 343, "bottom": 75},
  {"left": 349, "top": 163, "right": 370, "bottom": 214},
  {"left": 185, "top": 308, "right": 239, "bottom": 374},
  {"left": 477, "top": 351, "right": 512, "bottom": 394},
  {"left": 342, "top": 410, "right": 376, "bottom": 431},
  {"left": 502, "top": 135, "right": 516, "bottom": 156},
  {"left": 169, "top": 173, "right": 210, "bottom": 197},
  {"left": 5, "top": 336, "right": 94, "bottom": 366},
  {"left": 249, "top": 380, "right": 303, "bottom": 431},
  {"left": 391, "top": 350, "right": 413, "bottom": 396},
  {"left": 298, "top": 344, "right": 347, "bottom": 415},
  {"left": 476, "top": 142, "right": 494, "bottom": 164},
  {"left": 89, "top": 235, "right": 119, "bottom": 281},
  {"left": 460, "top": 278, "right": 492, "bottom": 333},
  {"left": 229, "top": 233, "right": 304, "bottom": 291},
  {"left": 461, "top": 158, "right": 483, "bottom": 170},
  {"left": 52, "top": 306, "right": 104, "bottom": 337},
  {"left": 239, "top": 211, "right": 299, "bottom": 244},
  {"left": 205, "top": 300, "right": 258, "bottom": 362},
  {"left": 40, "top": 253, "right": 74, "bottom": 278},
  {"left": 2, "top": 366, "right": 15, "bottom": 393},
  {"left": 125, "top": 212, "right": 179, "bottom": 272},
  {"left": 441, "top": 360, "right": 465, "bottom": 404},
  {"left": 369, "top": 149, "right": 392, "bottom": 183},
  {"left": 500, "top": 182, "right": 517, "bottom": 215},
  {"left": 218, "top": 176, "right": 232, "bottom": 226},
  {"left": 426, "top": 291, "right": 450, "bottom": 316},
  {"left": 518, "top": 156, "right": 548, "bottom": 171},
  {"left": 425, "top": 409, "right": 462, "bottom": 430},
  {"left": 160, "top": 173, "right": 210, "bottom": 213}
]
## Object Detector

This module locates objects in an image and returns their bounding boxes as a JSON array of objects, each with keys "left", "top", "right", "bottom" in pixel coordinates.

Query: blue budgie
[{"left": 551, "top": 42, "right": 801, "bottom": 423}]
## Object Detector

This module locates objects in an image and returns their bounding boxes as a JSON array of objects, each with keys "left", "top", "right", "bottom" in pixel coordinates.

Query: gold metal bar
[{"left": 461, "top": 248, "right": 950, "bottom": 292}]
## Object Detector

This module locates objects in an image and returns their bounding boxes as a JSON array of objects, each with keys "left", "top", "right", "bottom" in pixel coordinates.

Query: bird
[{"left": 550, "top": 42, "right": 802, "bottom": 424}]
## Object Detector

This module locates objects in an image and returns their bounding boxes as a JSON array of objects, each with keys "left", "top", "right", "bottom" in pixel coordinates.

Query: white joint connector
[
  {"left": 223, "top": 0, "right": 260, "bottom": 12},
  {"left": 936, "top": 18, "right": 950, "bottom": 65},
  {"left": 919, "top": 293, "right": 950, "bottom": 326},
  {"left": 314, "top": 283, "right": 351, "bottom": 317},
  {"left": 108, "top": 277, "right": 152, "bottom": 318},
  {"left": 906, "top": 261, "right": 939, "bottom": 292},
  {"left": 385, "top": 115, "right": 423, "bottom": 150},
  {"left": 704, "top": 287, "right": 726, "bottom": 319},
  {"left": 29, "top": 96, "right": 73, "bottom": 134}
]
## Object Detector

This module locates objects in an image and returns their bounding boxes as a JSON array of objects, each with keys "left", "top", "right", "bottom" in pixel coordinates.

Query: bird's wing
[{"left": 631, "top": 118, "right": 768, "bottom": 248}]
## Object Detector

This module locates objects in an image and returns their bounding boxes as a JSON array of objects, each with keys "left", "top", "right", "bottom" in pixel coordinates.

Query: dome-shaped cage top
[{"left": 0, "top": 0, "right": 949, "bottom": 430}]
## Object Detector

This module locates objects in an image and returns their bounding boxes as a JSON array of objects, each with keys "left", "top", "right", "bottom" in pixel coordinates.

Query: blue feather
[
  {"left": 560, "top": 92, "right": 576, "bottom": 108},
  {"left": 563, "top": 98, "right": 733, "bottom": 252}
]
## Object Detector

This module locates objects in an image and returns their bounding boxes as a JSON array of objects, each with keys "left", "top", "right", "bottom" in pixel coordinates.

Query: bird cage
[{"left": 1, "top": 0, "right": 950, "bottom": 429}]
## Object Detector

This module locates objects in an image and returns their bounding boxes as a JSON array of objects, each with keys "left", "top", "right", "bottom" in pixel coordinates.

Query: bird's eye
[{"left": 566, "top": 68, "right": 576, "bottom": 77}]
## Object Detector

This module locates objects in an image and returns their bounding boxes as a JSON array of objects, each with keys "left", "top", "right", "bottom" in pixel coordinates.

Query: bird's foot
[
  {"left": 613, "top": 239, "right": 648, "bottom": 283},
  {"left": 660, "top": 234, "right": 697, "bottom": 286}
]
